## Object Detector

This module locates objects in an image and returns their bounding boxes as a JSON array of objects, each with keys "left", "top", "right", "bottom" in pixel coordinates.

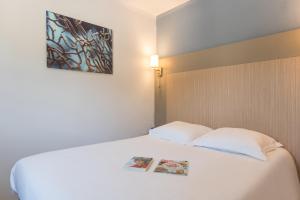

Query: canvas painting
[{"left": 46, "top": 11, "right": 113, "bottom": 74}]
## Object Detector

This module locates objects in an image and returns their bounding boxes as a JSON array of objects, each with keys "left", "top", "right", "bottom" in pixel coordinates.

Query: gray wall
[
  {"left": 157, "top": 0, "right": 300, "bottom": 57},
  {"left": 0, "top": 0, "right": 155, "bottom": 199}
]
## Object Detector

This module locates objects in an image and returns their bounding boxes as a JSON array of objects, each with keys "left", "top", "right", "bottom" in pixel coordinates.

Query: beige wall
[
  {"left": 156, "top": 29, "right": 300, "bottom": 126},
  {"left": 160, "top": 28, "right": 300, "bottom": 73},
  {"left": 0, "top": 1, "right": 156, "bottom": 199}
]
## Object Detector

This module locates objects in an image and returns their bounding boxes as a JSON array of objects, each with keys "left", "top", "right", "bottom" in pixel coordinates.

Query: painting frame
[{"left": 46, "top": 10, "right": 113, "bottom": 74}]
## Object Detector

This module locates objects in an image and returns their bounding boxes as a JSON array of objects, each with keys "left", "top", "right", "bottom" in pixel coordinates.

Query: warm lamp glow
[
  {"left": 150, "top": 54, "right": 159, "bottom": 68},
  {"left": 150, "top": 54, "right": 162, "bottom": 78}
]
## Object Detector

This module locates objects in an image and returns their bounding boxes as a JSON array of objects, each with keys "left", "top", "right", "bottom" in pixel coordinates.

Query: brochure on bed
[
  {"left": 124, "top": 157, "right": 153, "bottom": 172},
  {"left": 154, "top": 159, "right": 189, "bottom": 176}
]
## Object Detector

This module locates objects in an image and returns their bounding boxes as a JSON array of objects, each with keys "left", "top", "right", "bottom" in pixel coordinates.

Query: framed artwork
[{"left": 46, "top": 11, "right": 113, "bottom": 74}]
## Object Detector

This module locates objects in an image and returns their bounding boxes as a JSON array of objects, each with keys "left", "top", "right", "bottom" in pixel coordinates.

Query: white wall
[{"left": 0, "top": 0, "right": 156, "bottom": 199}]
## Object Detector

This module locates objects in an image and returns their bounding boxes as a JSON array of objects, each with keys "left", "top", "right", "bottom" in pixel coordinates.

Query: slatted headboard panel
[{"left": 164, "top": 56, "right": 300, "bottom": 173}]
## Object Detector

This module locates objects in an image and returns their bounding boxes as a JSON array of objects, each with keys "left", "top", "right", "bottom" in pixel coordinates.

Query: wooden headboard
[{"left": 156, "top": 28, "right": 300, "bottom": 175}]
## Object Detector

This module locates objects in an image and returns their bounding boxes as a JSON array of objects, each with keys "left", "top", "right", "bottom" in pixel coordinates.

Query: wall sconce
[{"left": 150, "top": 54, "right": 162, "bottom": 77}]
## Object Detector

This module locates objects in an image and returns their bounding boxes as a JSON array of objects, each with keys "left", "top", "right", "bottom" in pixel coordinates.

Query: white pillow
[
  {"left": 149, "top": 121, "right": 213, "bottom": 145},
  {"left": 192, "top": 128, "right": 283, "bottom": 160}
]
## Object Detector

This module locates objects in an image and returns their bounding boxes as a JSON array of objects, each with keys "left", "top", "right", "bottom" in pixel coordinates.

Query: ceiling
[{"left": 119, "top": 0, "right": 190, "bottom": 16}]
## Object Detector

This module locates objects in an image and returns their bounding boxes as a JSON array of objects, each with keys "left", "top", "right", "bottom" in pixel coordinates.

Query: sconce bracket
[{"left": 155, "top": 67, "right": 163, "bottom": 77}]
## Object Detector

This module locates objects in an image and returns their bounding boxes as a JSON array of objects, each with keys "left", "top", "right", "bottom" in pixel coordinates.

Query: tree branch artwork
[{"left": 46, "top": 11, "right": 113, "bottom": 74}]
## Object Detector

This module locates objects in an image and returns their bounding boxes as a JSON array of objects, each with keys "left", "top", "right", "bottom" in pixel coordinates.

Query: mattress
[{"left": 10, "top": 135, "right": 300, "bottom": 200}]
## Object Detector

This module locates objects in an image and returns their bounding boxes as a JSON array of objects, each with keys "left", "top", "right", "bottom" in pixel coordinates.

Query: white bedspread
[{"left": 10, "top": 136, "right": 300, "bottom": 200}]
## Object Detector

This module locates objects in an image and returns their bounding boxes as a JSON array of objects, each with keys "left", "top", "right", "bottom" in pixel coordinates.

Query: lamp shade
[{"left": 150, "top": 55, "right": 159, "bottom": 68}]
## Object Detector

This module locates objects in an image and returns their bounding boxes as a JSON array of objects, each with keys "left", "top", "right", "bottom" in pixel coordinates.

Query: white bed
[{"left": 10, "top": 135, "right": 300, "bottom": 200}]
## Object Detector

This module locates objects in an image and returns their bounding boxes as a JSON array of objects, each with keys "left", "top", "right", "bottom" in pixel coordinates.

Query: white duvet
[{"left": 11, "top": 135, "right": 300, "bottom": 200}]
